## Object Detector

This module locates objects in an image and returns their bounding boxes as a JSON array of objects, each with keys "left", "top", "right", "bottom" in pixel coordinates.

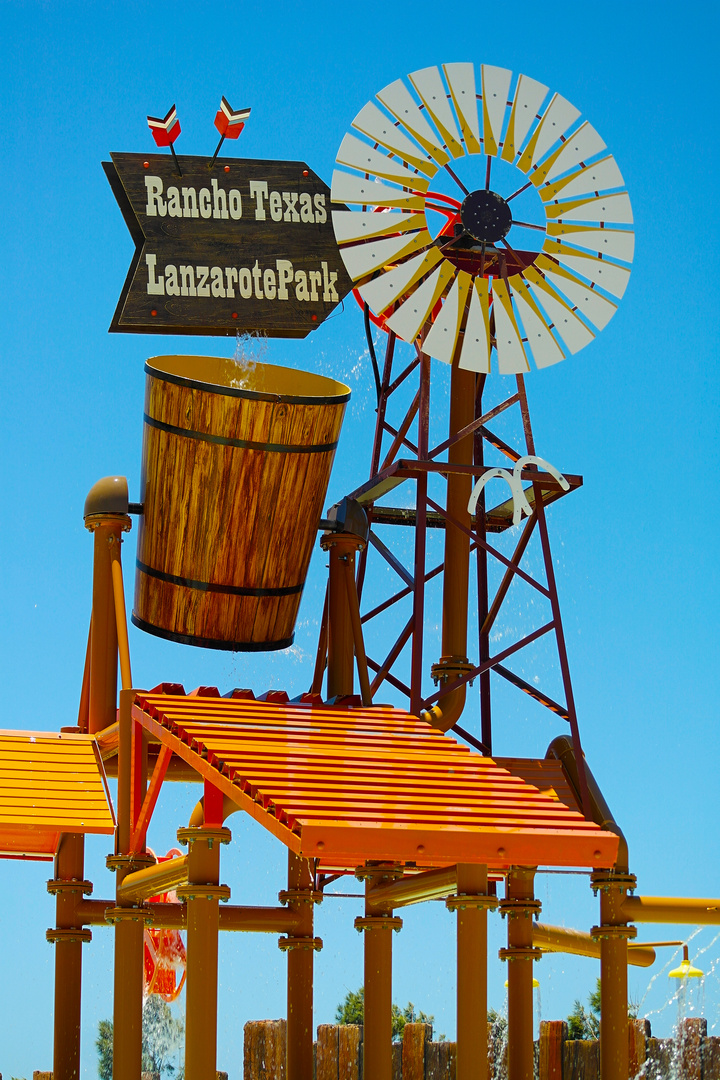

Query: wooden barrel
[{"left": 132, "top": 354, "right": 349, "bottom": 651}]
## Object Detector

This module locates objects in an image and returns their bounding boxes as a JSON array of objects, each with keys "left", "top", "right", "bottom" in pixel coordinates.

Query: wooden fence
[{"left": 243, "top": 1016, "right": 720, "bottom": 1079}]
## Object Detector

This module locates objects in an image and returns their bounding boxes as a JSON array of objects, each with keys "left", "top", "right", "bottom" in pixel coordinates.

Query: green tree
[
  {"left": 97, "top": 996, "right": 184, "bottom": 1079},
  {"left": 567, "top": 978, "right": 637, "bottom": 1040},
  {"left": 335, "top": 986, "right": 436, "bottom": 1041}
]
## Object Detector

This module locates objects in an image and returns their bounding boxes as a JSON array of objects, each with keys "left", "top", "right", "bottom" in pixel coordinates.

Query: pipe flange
[
  {"left": 175, "top": 884, "right": 231, "bottom": 903},
  {"left": 278, "top": 935, "right": 324, "bottom": 952},
  {"left": 498, "top": 946, "right": 543, "bottom": 962},
  {"left": 430, "top": 656, "right": 475, "bottom": 685},
  {"left": 446, "top": 893, "right": 499, "bottom": 912},
  {"left": 47, "top": 879, "right": 94, "bottom": 896},
  {"left": 106, "top": 853, "right": 156, "bottom": 873},
  {"left": 84, "top": 513, "right": 132, "bottom": 533},
  {"left": 354, "top": 863, "right": 404, "bottom": 882},
  {"left": 104, "top": 906, "right": 149, "bottom": 924},
  {"left": 591, "top": 871, "right": 637, "bottom": 895},
  {"left": 177, "top": 826, "right": 232, "bottom": 849},
  {"left": 354, "top": 916, "right": 404, "bottom": 933},
  {"left": 590, "top": 924, "right": 637, "bottom": 942},
  {"left": 46, "top": 927, "right": 93, "bottom": 944},
  {"left": 499, "top": 898, "right": 542, "bottom": 920},
  {"left": 278, "top": 890, "right": 324, "bottom": 907}
]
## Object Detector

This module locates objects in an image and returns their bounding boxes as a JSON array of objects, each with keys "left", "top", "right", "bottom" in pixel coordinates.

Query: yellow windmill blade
[
  {"left": 358, "top": 248, "right": 445, "bottom": 314},
  {"left": 491, "top": 279, "right": 530, "bottom": 373},
  {"left": 423, "top": 272, "right": 473, "bottom": 363},
  {"left": 351, "top": 101, "right": 439, "bottom": 177},
  {"left": 546, "top": 222, "right": 635, "bottom": 263},
  {"left": 531, "top": 121, "right": 607, "bottom": 187},
  {"left": 376, "top": 79, "right": 450, "bottom": 165},
  {"left": 509, "top": 276, "right": 566, "bottom": 369},
  {"left": 524, "top": 267, "right": 596, "bottom": 354},
  {"left": 538, "top": 154, "right": 625, "bottom": 202},
  {"left": 339, "top": 229, "right": 434, "bottom": 283},
  {"left": 384, "top": 262, "right": 457, "bottom": 343},
  {"left": 458, "top": 279, "right": 492, "bottom": 373},
  {"left": 481, "top": 65, "right": 513, "bottom": 157},
  {"left": 331, "top": 170, "right": 425, "bottom": 211},
  {"left": 331, "top": 210, "right": 426, "bottom": 245},
  {"left": 443, "top": 62, "right": 482, "bottom": 154},
  {"left": 517, "top": 93, "right": 581, "bottom": 175},
  {"left": 543, "top": 240, "right": 631, "bottom": 298},
  {"left": 409, "top": 66, "right": 465, "bottom": 159},
  {"left": 535, "top": 255, "right": 618, "bottom": 330},
  {"left": 546, "top": 193, "right": 633, "bottom": 225},
  {"left": 336, "top": 133, "right": 431, "bottom": 191},
  {"left": 502, "top": 74, "right": 549, "bottom": 163}
]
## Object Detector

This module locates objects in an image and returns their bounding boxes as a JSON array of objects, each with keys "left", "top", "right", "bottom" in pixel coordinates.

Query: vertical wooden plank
[
  {"left": 444, "top": 1042, "right": 458, "bottom": 1080},
  {"left": 646, "top": 1036, "right": 673, "bottom": 1080},
  {"left": 244, "top": 1021, "right": 265, "bottom": 1080},
  {"left": 678, "top": 1017, "right": 706, "bottom": 1080},
  {"left": 628, "top": 1018, "right": 650, "bottom": 1079},
  {"left": 317, "top": 1025, "right": 340, "bottom": 1080},
  {"left": 339, "top": 1025, "right": 362, "bottom": 1080},
  {"left": 426, "top": 1041, "right": 440, "bottom": 1080},
  {"left": 563, "top": 1039, "right": 599, "bottom": 1080},
  {"left": 392, "top": 1041, "right": 403, "bottom": 1080},
  {"left": 403, "top": 1023, "right": 431, "bottom": 1080},
  {"left": 703, "top": 1034, "right": 720, "bottom": 1080},
  {"left": 539, "top": 1020, "right": 566, "bottom": 1080}
]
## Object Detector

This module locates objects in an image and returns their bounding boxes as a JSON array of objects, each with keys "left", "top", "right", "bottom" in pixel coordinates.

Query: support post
[
  {"left": 447, "top": 863, "right": 496, "bottom": 1080},
  {"left": 321, "top": 533, "right": 365, "bottom": 699},
  {"left": 280, "top": 852, "right": 323, "bottom": 1080},
  {"left": 85, "top": 508, "right": 131, "bottom": 735},
  {"left": 356, "top": 867, "right": 403, "bottom": 1080},
  {"left": 47, "top": 833, "right": 91, "bottom": 1080},
  {"left": 591, "top": 871, "right": 637, "bottom": 1080},
  {"left": 177, "top": 813, "right": 231, "bottom": 1080},
  {"left": 500, "top": 868, "right": 541, "bottom": 1080}
]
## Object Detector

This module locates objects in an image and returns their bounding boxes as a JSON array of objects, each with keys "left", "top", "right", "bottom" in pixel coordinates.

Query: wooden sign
[{"left": 104, "top": 152, "right": 353, "bottom": 337}]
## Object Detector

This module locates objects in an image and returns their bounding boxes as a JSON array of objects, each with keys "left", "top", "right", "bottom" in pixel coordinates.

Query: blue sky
[{"left": 1, "top": 0, "right": 719, "bottom": 1076}]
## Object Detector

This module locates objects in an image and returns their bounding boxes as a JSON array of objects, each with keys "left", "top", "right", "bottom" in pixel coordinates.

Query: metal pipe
[
  {"left": 321, "top": 534, "right": 363, "bottom": 699},
  {"left": 623, "top": 896, "right": 720, "bottom": 924},
  {"left": 362, "top": 870, "right": 398, "bottom": 1080},
  {"left": 116, "top": 855, "right": 188, "bottom": 904},
  {"left": 547, "top": 735, "right": 628, "bottom": 871},
  {"left": 75, "top": 900, "right": 302, "bottom": 934},
  {"left": 533, "top": 923, "right": 655, "bottom": 968},
  {"left": 343, "top": 557, "right": 373, "bottom": 705},
  {"left": 88, "top": 521, "right": 120, "bottom": 734},
  {"left": 51, "top": 833, "right": 86, "bottom": 1080},
  {"left": 366, "top": 866, "right": 457, "bottom": 909},
  {"left": 286, "top": 852, "right": 316, "bottom": 1080},
  {"left": 110, "top": 537, "right": 132, "bottom": 691},
  {"left": 185, "top": 832, "right": 222, "bottom": 1080},
  {"left": 505, "top": 868, "right": 537, "bottom": 1080},
  {"left": 595, "top": 873, "right": 634, "bottom": 1080},
  {"left": 455, "top": 864, "right": 489, "bottom": 1080}
]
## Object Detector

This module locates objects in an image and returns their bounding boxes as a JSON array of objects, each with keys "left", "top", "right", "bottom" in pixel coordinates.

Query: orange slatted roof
[
  {"left": 0, "top": 731, "right": 116, "bottom": 861},
  {"left": 134, "top": 690, "right": 618, "bottom": 872}
]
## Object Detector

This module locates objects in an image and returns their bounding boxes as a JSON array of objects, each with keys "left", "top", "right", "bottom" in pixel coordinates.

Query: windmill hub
[{"left": 460, "top": 189, "right": 512, "bottom": 244}]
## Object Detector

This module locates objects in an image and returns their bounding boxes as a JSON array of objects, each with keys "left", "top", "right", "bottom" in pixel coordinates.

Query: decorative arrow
[
  {"left": 147, "top": 105, "right": 182, "bottom": 176},
  {"left": 209, "top": 97, "right": 251, "bottom": 168}
]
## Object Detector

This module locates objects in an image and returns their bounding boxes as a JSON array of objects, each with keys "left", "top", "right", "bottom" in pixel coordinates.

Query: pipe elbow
[
  {"left": 420, "top": 684, "right": 466, "bottom": 733},
  {"left": 188, "top": 794, "right": 240, "bottom": 828}
]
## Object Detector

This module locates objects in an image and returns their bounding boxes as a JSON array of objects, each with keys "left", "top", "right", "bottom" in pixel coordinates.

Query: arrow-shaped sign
[{"left": 104, "top": 152, "right": 352, "bottom": 337}]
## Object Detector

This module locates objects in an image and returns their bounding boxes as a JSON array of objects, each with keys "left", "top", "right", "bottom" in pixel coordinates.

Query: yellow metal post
[
  {"left": 501, "top": 868, "right": 541, "bottom": 1080},
  {"left": 591, "top": 872, "right": 637, "bottom": 1080},
  {"left": 357, "top": 867, "right": 403, "bottom": 1080},
  {"left": 448, "top": 864, "right": 496, "bottom": 1080},
  {"left": 48, "top": 832, "right": 91, "bottom": 1080},
  {"left": 321, "top": 533, "right": 364, "bottom": 699},
  {"left": 281, "top": 852, "right": 322, "bottom": 1080},
  {"left": 177, "top": 820, "right": 231, "bottom": 1080},
  {"left": 85, "top": 505, "right": 131, "bottom": 735}
]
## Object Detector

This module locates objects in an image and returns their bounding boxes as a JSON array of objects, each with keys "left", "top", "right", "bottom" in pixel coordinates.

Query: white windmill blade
[
  {"left": 409, "top": 66, "right": 464, "bottom": 159},
  {"left": 423, "top": 271, "right": 473, "bottom": 364},
  {"left": 332, "top": 210, "right": 426, "bottom": 245},
  {"left": 481, "top": 65, "right": 512, "bottom": 156},
  {"left": 546, "top": 192, "right": 634, "bottom": 226},
  {"left": 509, "top": 276, "right": 566, "bottom": 369},
  {"left": 331, "top": 170, "right": 425, "bottom": 211},
  {"left": 351, "top": 101, "right": 439, "bottom": 177},
  {"left": 501, "top": 74, "right": 549, "bottom": 163},
  {"left": 546, "top": 222, "right": 635, "bottom": 263},
  {"left": 443, "top": 62, "right": 481, "bottom": 153},
  {"left": 384, "top": 262, "right": 457, "bottom": 342},
  {"left": 531, "top": 122, "right": 606, "bottom": 186},
  {"left": 376, "top": 79, "right": 450, "bottom": 166},
  {"left": 543, "top": 240, "right": 631, "bottom": 298},
  {"left": 336, "top": 133, "right": 430, "bottom": 191},
  {"left": 338, "top": 229, "right": 434, "bottom": 282},
  {"left": 358, "top": 247, "right": 444, "bottom": 314},
  {"left": 491, "top": 279, "right": 530, "bottom": 374},
  {"left": 536, "top": 255, "right": 618, "bottom": 330},
  {"left": 539, "top": 155, "right": 625, "bottom": 202},
  {"left": 517, "top": 94, "right": 581, "bottom": 174},
  {"left": 459, "top": 279, "right": 492, "bottom": 373},
  {"left": 524, "top": 267, "right": 596, "bottom": 354}
]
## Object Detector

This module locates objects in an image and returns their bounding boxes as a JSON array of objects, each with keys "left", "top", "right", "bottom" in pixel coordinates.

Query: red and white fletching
[
  {"left": 214, "top": 97, "right": 251, "bottom": 139},
  {"left": 147, "top": 105, "right": 181, "bottom": 147}
]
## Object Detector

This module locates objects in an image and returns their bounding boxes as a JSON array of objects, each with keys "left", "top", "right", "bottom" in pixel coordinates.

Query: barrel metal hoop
[
  {"left": 144, "top": 413, "right": 339, "bottom": 455},
  {"left": 136, "top": 560, "right": 304, "bottom": 599},
  {"left": 131, "top": 614, "right": 295, "bottom": 653},
  {"left": 145, "top": 363, "right": 351, "bottom": 406}
]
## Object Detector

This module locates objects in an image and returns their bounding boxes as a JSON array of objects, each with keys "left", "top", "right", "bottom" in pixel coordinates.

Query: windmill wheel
[{"left": 331, "top": 63, "right": 634, "bottom": 373}]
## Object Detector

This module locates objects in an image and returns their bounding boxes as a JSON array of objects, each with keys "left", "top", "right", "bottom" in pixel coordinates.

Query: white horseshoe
[
  {"left": 512, "top": 456, "right": 570, "bottom": 524},
  {"left": 467, "top": 467, "right": 515, "bottom": 518}
]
